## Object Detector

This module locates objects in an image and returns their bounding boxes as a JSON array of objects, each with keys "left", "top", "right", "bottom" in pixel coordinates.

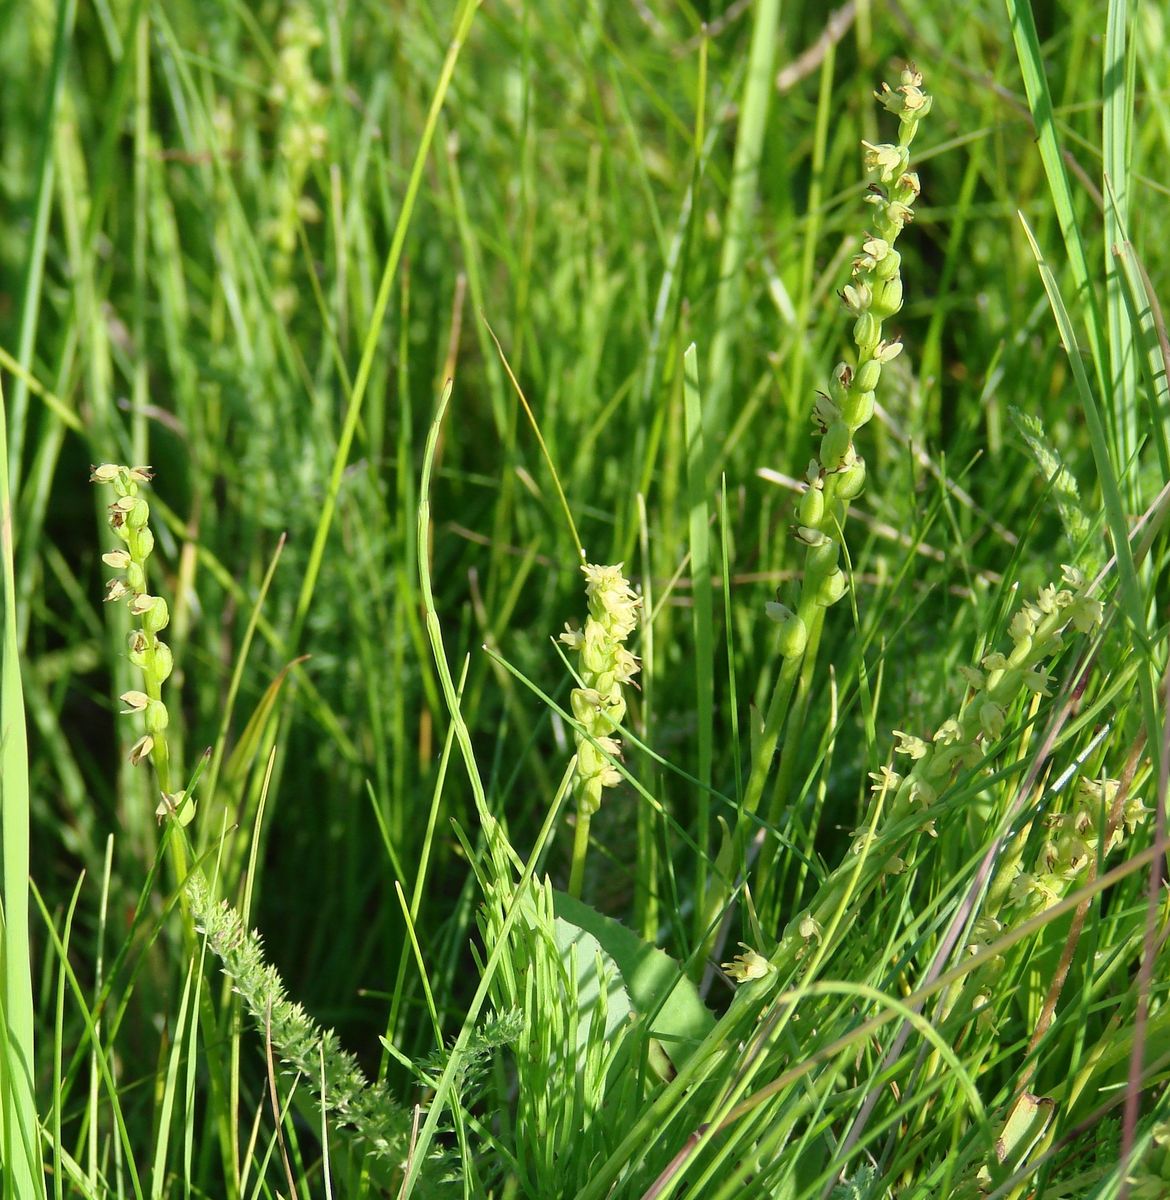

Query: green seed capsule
[
  {"left": 145, "top": 700, "right": 170, "bottom": 735},
  {"left": 854, "top": 312, "right": 880, "bottom": 351},
  {"left": 776, "top": 611, "right": 808, "bottom": 659},
  {"left": 817, "top": 568, "right": 848, "bottom": 607},
  {"left": 855, "top": 359, "right": 882, "bottom": 391},
  {"left": 841, "top": 389, "right": 876, "bottom": 429},
  {"left": 797, "top": 486, "right": 825, "bottom": 527},
  {"left": 835, "top": 458, "right": 867, "bottom": 499},
  {"left": 875, "top": 247, "right": 902, "bottom": 280},
  {"left": 126, "top": 498, "right": 151, "bottom": 530},
  {"left": 872, "top": 276, "right": 903, "bottom": 318},
  {"left": 820, "top": 420, "right": 853, "bottom": 469},
  {"left": 807, "top": 536, "right": 839, "bottom": 576}
]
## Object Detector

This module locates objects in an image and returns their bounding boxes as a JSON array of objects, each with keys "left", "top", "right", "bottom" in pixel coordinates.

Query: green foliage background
[{"left": 2, "top": 0, "right": 1167, "bottom": 1195}]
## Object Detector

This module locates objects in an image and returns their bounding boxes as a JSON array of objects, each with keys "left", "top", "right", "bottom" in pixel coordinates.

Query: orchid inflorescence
[
  {"left": 559, "top": 562, "right": 641, "bottom": 818},
  {"left": 767, "top": 66, "right": 932, "bottom": 656},
  {"left": 91, "top": 463, "right": 193, "bottom": 825}
]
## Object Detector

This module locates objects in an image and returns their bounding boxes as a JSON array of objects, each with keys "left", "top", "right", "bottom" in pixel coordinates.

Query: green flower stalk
[
  {"left": 707, "top": 70, "right": 933, "bottom": 942},
  {"left": 93, "top": 466, "right": 438, "bottom": 1187},
  {"left": 267, "top": 4, "right": 329, "bottom": 317},
  {"left": 559, "top": 562, "right": 641, "bottom": 897},
  {"left": 91, "top": 463, "right": 194, "bottom": 824},
  {"left": 1006, "top": 774, "right": 1149, "bottom": 917},
  {"left": 726, "top": 569, "right": 1106, "bottom": 984},
  {"left": 746, "top": 69, "right": 932, "bottom": 830}
]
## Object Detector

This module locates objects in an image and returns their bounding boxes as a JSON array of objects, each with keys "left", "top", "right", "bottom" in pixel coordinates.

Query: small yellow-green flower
[
  {"left": 722, "top": 944, "right": 773, "bottom": 983},
  {"left": 92, "top": 465, "right": 189, "bottom": 822},
  {"left": 559, "top": 562, "right": 641, "bottom": 817}
]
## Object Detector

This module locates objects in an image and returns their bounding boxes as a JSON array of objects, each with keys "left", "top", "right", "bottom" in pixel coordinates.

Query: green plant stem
[{"left": 568, "top": 807, "right": 592, "bottom": 900}]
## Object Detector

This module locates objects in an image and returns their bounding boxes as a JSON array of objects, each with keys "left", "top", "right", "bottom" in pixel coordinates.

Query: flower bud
[
  {"left": 154, "top": 641, "right": 174, "bottom": 683},
  {"left": 797, "top": 485, "right": 825, "bottom": 527},
  {"left": 102, "top": 550, "right": 131, "bottom": 570},
  {"left": 820, "top": 420, "right": 853, "bottom": 469},
  {"left": 853, "top": 312, "right": 880, "bottom": 352},
  {"left": 766, "top": 603, "right": 808, "bottom": 659},
  {"left": 816, "top": 568, "right": 848, "bottom": 607},
  {"left": 90, "top": 464, "right": 123, "bottom": 484},
  {"left": 145, "top": 700, "right": 170, "bottom": 734},
  {"left": 854, "top": 359, "right": 882, "bottom": 391},
  {"left": 840, "top": 389, "right": 875, "bottom": 429},
  {"left": 834, "top": 457, "right": 867, "bottom": 499}
]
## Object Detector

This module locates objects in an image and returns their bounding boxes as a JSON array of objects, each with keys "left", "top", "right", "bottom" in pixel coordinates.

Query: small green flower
[
  {"left": 722, "top": 944, "right": 774, "bottom": 983},
  {"left": 769, "top": 69, "right": 932, "bottom": 637},
  {"left": 92, "top": 465, "right": 182, "bottom": 811},
  {"left": 560, "top": 562, "right": 641, "bottom": 818}
]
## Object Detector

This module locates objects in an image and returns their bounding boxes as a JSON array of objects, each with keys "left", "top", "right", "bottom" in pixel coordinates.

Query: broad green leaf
[{"left": 553, "top": 891, "right": 715, "bottom": 1070}]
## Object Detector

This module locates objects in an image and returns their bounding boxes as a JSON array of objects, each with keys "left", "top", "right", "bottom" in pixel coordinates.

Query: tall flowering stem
[
  {"left": 92, "top": 462, "right": 202, "bottom": 954},
  {"left": 92, "top": 466, "right": 443, "bottom": 1187},
  {"left": 761, "top": 570, "right": 1104, "bottom": 978},
  {"left": 91, "top": 463, "right": 192, "bottom": 823},
  {"left": 744, "top": 69, "right": 932, "bottom": 843},
  {"left": 559, "top": 562, "right": 641, "bottom": 898}
]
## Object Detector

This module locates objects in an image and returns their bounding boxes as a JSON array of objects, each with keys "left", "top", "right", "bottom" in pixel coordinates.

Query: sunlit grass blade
[{"left": 0, "top": 379, "right": 45, "bottom": 1197}]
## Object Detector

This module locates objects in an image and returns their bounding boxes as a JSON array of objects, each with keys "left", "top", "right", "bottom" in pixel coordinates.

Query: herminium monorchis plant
[
  {"left": 91, "top": 463, "right": 192, "bottom": 822},
  {"left": 92, "top": 465, "right": 452, "bottom": 1189},
  {"left": 745, "top": 68, "right": 933, "bottom": 834},
  {"left": 723, "top": 567, "right": 1107, "bottom": 983},
  {"left": 559, "top": 562, "right": 641, "bottom": 898}
]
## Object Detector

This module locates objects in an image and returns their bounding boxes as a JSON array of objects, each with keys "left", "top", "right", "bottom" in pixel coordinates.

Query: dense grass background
[{"left": 1, "top": 0, "right": 1167, "bottom": 1195}]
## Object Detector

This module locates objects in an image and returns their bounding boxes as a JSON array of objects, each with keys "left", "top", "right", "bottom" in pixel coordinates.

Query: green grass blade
[
  {"left": 704, "top": 0, "right": 781, "bottom": 448},
  {"left": 683, "top": 343, "right": 714, "bottom": 939},
  {"left": 1103, "top": 0, "right": 1139, "bottom": 507},
  {"left": 0, "top": 380, "right": 45, "bottom": 1196},
  {"left": 289, "top": 0, "right": 480, "bottom": 654},
  {"left": 1005, "top": 0, "right": 1112, "bottom": 439}
]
